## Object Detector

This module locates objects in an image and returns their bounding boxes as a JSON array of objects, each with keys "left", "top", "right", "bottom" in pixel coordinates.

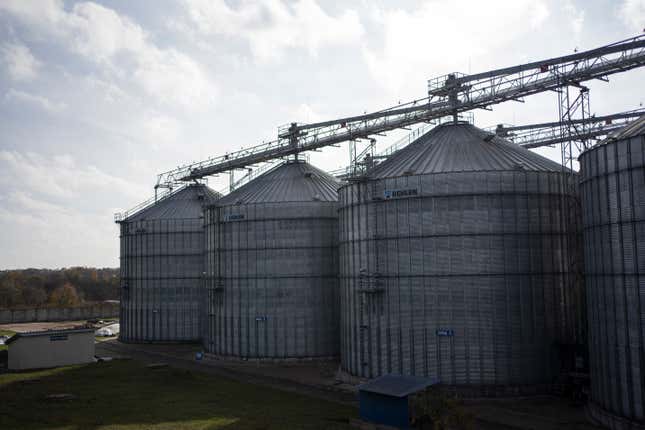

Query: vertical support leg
[
  {"left": 559, "top": 86, "right": 591, "bottom": 174},
  {"left": 349, "top": 140, "right": 356, "bottom": 176},
  {"left": 557, "top": 84, "right": 589, "bottom": 359}
]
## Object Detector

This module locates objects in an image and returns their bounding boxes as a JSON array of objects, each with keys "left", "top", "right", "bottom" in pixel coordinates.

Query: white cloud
[
  {"left": 0, "top": 0, "right": 65, "bottom": 30},
  {"left": 2, "top": 191, "right": 70, "bottom": 223},
  {"left": 362, "top": 0, "right": 550, "bottom": 94},
  {"left": 290, "top": 103, "right": 325, "bottom": 123},
  {"left": 0, "top": 190, "right": 119, "bottom": 268},
  {"left": 0, "top": 150, "right": 150, "bottom": 268},
  {"left": 83, "top": 75, "right": 129, "bottom": 104},
  {"left": 4, "top": 88, "right": 66, "bottom": 113},
  {"left": 618, "top": 0, "right": 645, "bottom": 31},
  {"left": 64, "top": 2, "right": 147, "bottom": 64},
  {"left": 0, "top": 150, "right": 145, "bottom": 201},
  {"left": 0, "top": 41, "right": 41, "bottom": 81},
  {"left": 562, "top": 0, "right": 585, "bottom": 39},
  {"left": 141, "top": 113, "right": 182, "bottom": 148},
  {"left": 134, "top": 48, "right": 216, "bottom": 110},
  {"left": 180, "top": 0, "right": 365, "bottom": 62},
  {"left": 0, "top": 1, "right": 215, "bottom": 110}
]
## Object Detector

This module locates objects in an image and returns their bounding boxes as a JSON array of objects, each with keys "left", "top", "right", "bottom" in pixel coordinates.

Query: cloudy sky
[{"left": 0, "top": 0, "right": 643, "bottom": 269}]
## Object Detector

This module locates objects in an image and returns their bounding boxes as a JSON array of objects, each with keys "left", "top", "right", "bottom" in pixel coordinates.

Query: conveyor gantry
[{"left": 154, "top": 35, "right": 645, "bottom": 188}]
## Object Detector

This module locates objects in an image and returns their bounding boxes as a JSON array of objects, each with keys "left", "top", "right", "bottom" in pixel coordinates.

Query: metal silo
[
  {"left": 339, "top": 122, "right": 580, "bottom": 389},
  {"left": 204, "top": 160, "right": 340, "bottom": 359},
  {"left": 118, "top": 184, "right": 220, "bottom": 343},
  {"left": 580, "top": 116, "right": 645, "bottom": 429}
]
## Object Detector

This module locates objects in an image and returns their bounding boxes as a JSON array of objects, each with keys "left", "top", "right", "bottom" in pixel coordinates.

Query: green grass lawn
[
  {"left": 0, "top": 360, "right": 356, "bottom": 430},
  {"left": 0, "top": 329, "right": 15, "bottom": 351},
  {"left": 95, "top": 335, "right": 118, "bottom": 343}
]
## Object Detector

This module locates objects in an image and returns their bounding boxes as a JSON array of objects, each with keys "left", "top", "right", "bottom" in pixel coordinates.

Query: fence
[{"left": 0, "top": 302, "right": 119, "bottom": 324}]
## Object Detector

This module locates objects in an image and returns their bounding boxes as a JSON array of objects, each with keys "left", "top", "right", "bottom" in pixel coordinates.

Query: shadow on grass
[{"left": 0, "top": 360, "right": 355, "bottom": 430}]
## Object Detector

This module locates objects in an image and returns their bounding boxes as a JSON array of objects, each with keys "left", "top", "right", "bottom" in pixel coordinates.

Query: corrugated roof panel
[
  {"left": 368, "top": 122, "right": 564, "bottom": 179},
  {"left": 358, "top": 374, "right": 438, "bottom": 397},
  {"left": 601, "top": 114, "right": 645, "bottom": 142},
  {"left": 218, "top": 160, "right": 339, "bottom": 205},
  {"left": 126, "top": 184, "right": 220, "bottom": 221},
  {"left": 579, "top": 115, "right": 645, "bottom": 160}
]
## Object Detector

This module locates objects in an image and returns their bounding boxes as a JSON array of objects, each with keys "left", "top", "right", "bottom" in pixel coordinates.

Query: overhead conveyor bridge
[{"left": 151, "top": 35, "right": 645, "bottom": 190}]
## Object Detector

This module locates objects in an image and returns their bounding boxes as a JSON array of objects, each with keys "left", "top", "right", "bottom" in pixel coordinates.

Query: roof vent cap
[
  {"left": 304, "top": 171, "right": 313, "bottom": 178},
  {"left": 312, "top": 194, "right": 321, "bottom": 201}
]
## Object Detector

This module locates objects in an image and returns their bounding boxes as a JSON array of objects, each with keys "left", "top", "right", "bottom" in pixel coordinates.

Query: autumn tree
[
  {"left": 48, "top": 282, "right": 81, "bottom": 307},
  {"left": 0, "top": 268, "right": 119, "bottom": 309},
  {"left": 0, "top": 277, "right": 21, "bottom": 308},
  {"left": 22, "top": 285, "right": 47, "bottom": 306}
]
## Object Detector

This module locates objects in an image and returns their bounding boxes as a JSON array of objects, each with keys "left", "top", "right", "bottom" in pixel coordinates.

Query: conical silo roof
[
  {"left": 218, "top": 160, "right": 339, "bottom": 205},
  {"left": 368, "top": 122, "right": 564, "bottom": 179},
  {"left": 599, "top": 114, "right": 645, "bottom": 143},
  {"left": 126, "top": 184, "right": 220, "bottom": 221},
  {"left": 579, "top": 114, "right": 645, "bottom": 160}
]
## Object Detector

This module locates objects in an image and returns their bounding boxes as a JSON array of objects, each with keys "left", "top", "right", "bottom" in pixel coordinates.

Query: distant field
[{"left": 0, "top": 360, "right": 355, "bottom": 429}]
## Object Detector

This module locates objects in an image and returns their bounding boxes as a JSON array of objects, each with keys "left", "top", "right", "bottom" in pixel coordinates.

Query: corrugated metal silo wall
[
  {"left": 339, "top": 170, "right": 580, "bottom": 385},
  {"left": 119, "top": 217, "right": 204, "bottom": 342},
  {"left": 204, "top": 202, "right": 340, "bottom": 358},
  {"left": 580, "top": 135, "right": 645, "bottom": 428}
]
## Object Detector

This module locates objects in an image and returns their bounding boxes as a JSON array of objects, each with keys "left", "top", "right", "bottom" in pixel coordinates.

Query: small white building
[{"left": 7, "top": 328, "right": 95, "bottom": 370}]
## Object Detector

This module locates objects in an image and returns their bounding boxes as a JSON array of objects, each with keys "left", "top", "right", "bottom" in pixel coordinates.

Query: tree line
[{"left": 0, "top": 267, "right": 119, "bottom": 309}]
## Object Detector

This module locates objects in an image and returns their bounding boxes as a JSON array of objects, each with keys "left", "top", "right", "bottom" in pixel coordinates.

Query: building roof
[
  {"left": 217, "top": 160, "right": 339, "bottom": 205},
  {"left": 5, "top": 327, "right": 95, "bottom": 345},
  {"left": 125, "top": 184, "right": 221, "bottom": 222},
  {"left": 368, "top": 122, "right": 564, "bottom": 179},
  {"left": 357, "top": 374, "right": 438, "bottom": 398}
]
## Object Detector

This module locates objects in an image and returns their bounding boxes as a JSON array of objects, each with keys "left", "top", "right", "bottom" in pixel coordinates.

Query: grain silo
[
  {"left": 118, "top": 184, "right": 220, "bottom": 343},
  {"left": 339, "top": 122, "right": 580, "bottom": 390},
  {"left": 579, "top": 116, "right": 645, "bottom": 429},
  {"left": 204, "top": 160, "right": 340, "bottom": 359}
]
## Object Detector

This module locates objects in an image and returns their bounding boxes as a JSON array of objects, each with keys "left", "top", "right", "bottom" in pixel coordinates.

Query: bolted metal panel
[
  {"left": 204, "top": 161, "right": 340, "bottom": 358},
  {"left": 119, "top": 184, "right": 219, "bottom": 343},
  {"left": 339, "top": 123, "right": 580, "bottom": 386},
  {"left": 580, "top": 120, "right": 645, "bottom": 428}
]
